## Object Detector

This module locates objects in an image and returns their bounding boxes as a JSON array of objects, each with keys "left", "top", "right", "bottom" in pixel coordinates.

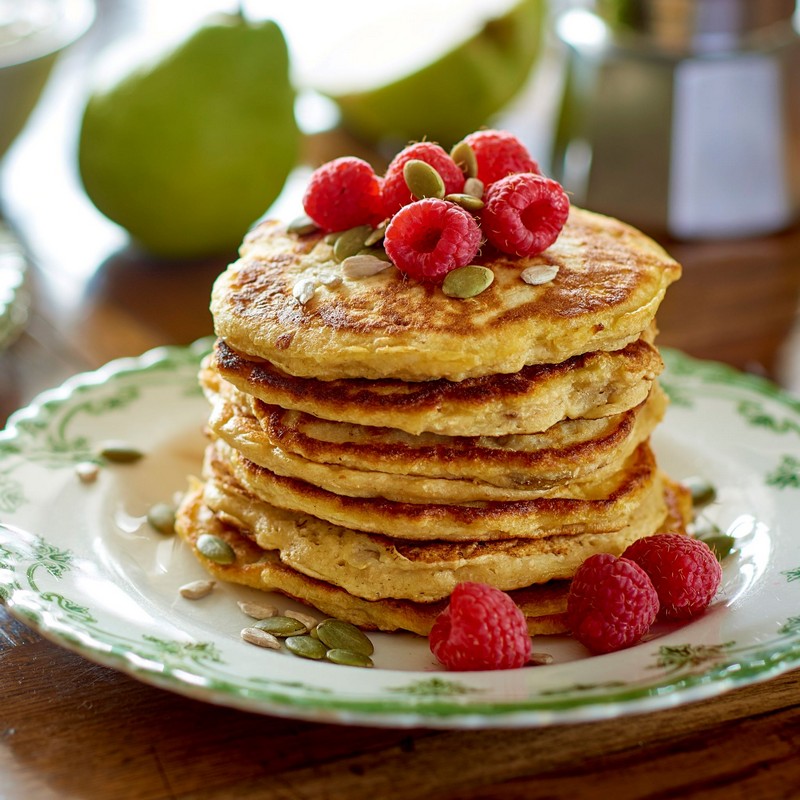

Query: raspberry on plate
[
  {"left": 481, "top": 173, "right": 570, "bottom": 258},
  {"left": 384, "top": 198, "right": 481, "bottom": 283},
  {"left": 430, "top": 582, "right": 532, "bottom": 671},
  {"left": 567, "top": 553, "right": 659, "bottom": 655},
  {"left": 302, "top": 156, "right": 384, "bottom": 232},
  {"left": 462, "top": 129, "right": 540, "bottom": 185},
  {"left": 383, "top": 142, "right": 465, "bottom": 216},
  {"left": 623, "top": 534, "right": 722, "bottom": 620}
]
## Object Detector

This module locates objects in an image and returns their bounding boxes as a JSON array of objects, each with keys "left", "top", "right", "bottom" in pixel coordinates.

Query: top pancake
[{"left": 211, "top": 207, "right": 681, "bottom": 381}]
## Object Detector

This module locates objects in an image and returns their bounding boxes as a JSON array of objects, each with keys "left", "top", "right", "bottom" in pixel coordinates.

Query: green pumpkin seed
[
  {"left": 364, "top": 221, "right": 388, "bottom": 247},
  {"left": 285, "top": 635, "right": 328, "bottom": 660},
  {"left": 333, "top": 225, "right": 373, "bottom": 261},
  {"left": 685, "top": 477, "right": 717, "bottom": 508},
  {"left": 316, "top": 619, "right": 374, "bottom": 656},
  {"left": 326, "top": 648, "right": 374, "bottom": 668},
  {"left": 403, "top": 159, "right": 445, "bottom": 200},
  {"left": 450, "top": 140, "right": 478, "bottom": 179},
  {"left": 287, "top": 214, "right": 320, "bottom": 236},
  {"left": 442, "top": 265, "right": 494, "bottom": 299},
  {"left": 324, "top": 231, "right": 342, "bottom": 245},
  {"left": 147, "top": 502, "right": 176, "bottom": 535},
  {"left": 254, "top": 616, "right": 307, "bottom": 637},
  {"left": 196, "top": 533, "right": 236, "bottom": 565},
  {"left": 99, "top": 442, "right": 144, "bottom": 464},
  {"left": 444, "top": 193, "right": 484, "bottom": 212},
  {"left": 699, "top": 534, "right": 736, "bottom": 562}
]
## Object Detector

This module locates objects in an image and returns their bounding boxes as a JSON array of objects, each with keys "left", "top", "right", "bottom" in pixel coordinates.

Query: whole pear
[{"left": 78, "top": 14, "right": 299, "bottom": 259}]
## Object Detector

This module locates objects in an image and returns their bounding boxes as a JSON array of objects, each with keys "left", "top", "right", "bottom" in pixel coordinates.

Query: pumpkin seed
[
  {"left": 241, "top": 627, "right": 281, "bottom": 650},
  {"left": 442, "top": 265, "right": 494, "bottom": 299},
  {"left": 700, "top": 533, "right": 736, "bottom": 561},
  {"left": 463, "top": 177, "right": 484, "bottom": 198},
  {"left": 254, "top": 615, "right": 307, "bottom": 637},
  {"left": 287, "top": 214, "right": 320, "bottom": 236},
  {"left": 284, "top": 609, "right": 318, "bottom": 631},
  {"left": 444, "top": 193, "right": 484, "bottom": 212},
  {"left": 285, "top": 635, "right": 328, "bottom": 660},
  {"left": 324, "top": 231, "right": 341, "bottom": 245},
  {"left": 147, "top": 502, "right": 176, "bottom": 535},
  {"left": 237, "top": 600, "right": 278, "bottom": 620},
  {"left": 292, "top": 278, "right": 316, "bottom": 305},
  {"left": 364, "top": 221, "right": 388, "bottom": 247},
  {"left": 342, "top": 254, "right": 393, "bottom": 278},
  {"left": 179, "top": 579, "right": 215, "bottom": 600},
  {"left": 75, "top": 461, "right": 100, "bottom": 484},
  {"left": 333, "top": 225, "right": 373, "bottom": 261},
  {"left": 196, "top": 533, "right": 236, "bottom": 564},
  {"left": 403, "top": 159, "right": 445, "bottom": 200},
  {"left": 684, "top": 477, "right": 717, "bottom": 508},
  {"left": 450, "top": 140, "right": 478, "bottom": 178},
  {"left": 358, "top": 247, "right": 391, "bottom": 261},
  {"left": 99, "top": 442, "right": 144, "bottom": 464},
  {"left": 326, "top": 648, "right": 374, "bottom": 668},
  {"left": 521, "top": 265, "right": 559, "bottom": 286},
  {"left": 316, "top": 619, "right": 374, "bottom": 656}
]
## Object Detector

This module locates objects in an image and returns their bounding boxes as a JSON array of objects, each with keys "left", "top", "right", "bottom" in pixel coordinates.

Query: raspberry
[
  {"left": 566, "top": 554, "right": 659, "bottom": 654},
  {"left": 384, "top": 198, "right": 481, "bottom": 283},
  {"left": 430, "top": 582, "right": 531, "bottom": 671},
  {"left": 481, "top": 173, "right": 570, "bottom": 258},
  {"left": 302, "top": 156, "right": 384, "bottom": 232},
  {"left": 462, "top": 129, "right": 540, "bottom": 185},
  {"left": 382, "top": 142, "right": 465, "bottom": 216},
  {"left": 623, "top": 534, "right": 722, "bottom": 620}
]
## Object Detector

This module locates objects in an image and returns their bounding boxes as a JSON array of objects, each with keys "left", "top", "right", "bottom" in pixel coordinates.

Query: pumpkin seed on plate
[
  {"left": 442, "top": 265, "right": 494, "bottom": 299},
  {"left": 147, "top": 502, "right": 176, "bottom": 535},
  {"left": 684, "top": 476, "right": 717, "bottom": 508},
  {"left": 450, "top": 140, "right": 478, "bottom": 179},
  {"left": 196, "top": 533, "right": 236, "bottom": 564},
  {"left": 315, "top": 618, "right": 374, "bottom": 656},
  {"left": 403, "top": 159, "right": 445, "bottom": 200},
  {"left": 287, "top": 214, "right": 320, "bottom": 236},
  {"left": 285, "top": 635, "right": 328, "bottom": 660},
  {"left": 326, "top": 648, "right": 374, "bottom": 668},
  {"left": 254, "top": 615, "right": 307, "bottom": 637},
  {"left": 99, "top": 442, "right": 144, "bottom": 464},
  {"left": 444, "top": 193, "right": 484, "bottom": 212},
  {"left": 333, "top": 225, "right": 373, "bottom": 261}
]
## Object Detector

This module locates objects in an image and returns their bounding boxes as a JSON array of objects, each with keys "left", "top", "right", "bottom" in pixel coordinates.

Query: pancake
[
  {"left": 207, "top": 379, "right": 668, "bottom": 503},
  {"left": 176, "top": 479, "right": 571, "bottom": 635},
  {"left": 201, "top": 458, "right": 681, "bottom": 602},
  {"left": 209, "top": 438, "right": 665, "bottom": 541},
  {"left": 210, "top": 333, "right": 664, "bottom": 437},
  {"left": 211, "top": 207, "right": 681, "bottom": 381}
]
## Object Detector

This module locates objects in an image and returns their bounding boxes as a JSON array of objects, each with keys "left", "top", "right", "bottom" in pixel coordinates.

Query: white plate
[{"left": 1, "top": 340, "right": 800, "bottom": 728}]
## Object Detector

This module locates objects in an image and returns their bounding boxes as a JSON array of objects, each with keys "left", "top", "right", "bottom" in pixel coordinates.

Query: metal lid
[{"left": 596, "top": 0, "right": 798, "bottom": 52}]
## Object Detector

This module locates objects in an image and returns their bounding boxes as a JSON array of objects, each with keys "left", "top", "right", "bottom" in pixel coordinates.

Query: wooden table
[{"left": 2, "top": 5, "right": 800, "bottom": 798}]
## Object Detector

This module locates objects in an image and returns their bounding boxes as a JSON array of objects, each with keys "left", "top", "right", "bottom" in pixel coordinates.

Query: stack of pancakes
[{"left": 176, "top": 206, "right": 688, "bottom": 635}]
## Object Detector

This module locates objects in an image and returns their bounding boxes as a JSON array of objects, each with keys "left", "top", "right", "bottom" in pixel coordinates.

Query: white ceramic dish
[{"left": 1, "top": 339, "right": 799, "bottom": 728}]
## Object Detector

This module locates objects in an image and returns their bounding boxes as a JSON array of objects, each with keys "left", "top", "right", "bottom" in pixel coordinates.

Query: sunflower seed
[
  {"left": 342, "top": 254, "right": 393, "bottom": 278},
  {"left": 326, "top": 648, "right": 374, "bottom": 668},
  {"left": 147, "top": 502, "right": 176, "bottom": 535},
  {"left": 99, "top": 442, "right": 144, "bottom": 464},
  {"left": 333, "top": 225, "right": 373, "bottom": 261},
  {"left": 318, "top": 272, "right": 343, "bottom": 288},
  {"left": 254, "top": 616, "right": 308, "bottom": 637},
  {"left": 521, "top": 265, "right": 559, "bottom": 285},
  {"left": 403, "top": 159, "right": 445, "bottom": 200},
  {"left": 285, "top": 635, "right": 328, "bottom": 660},
  {"left": 241, "top": 627, "right": 282, "bottom": 649},
  {"left": 444, "top": 193, "right": 484, "bottom": 212},
  {"left": 442, "top": 265, "right": 494, "bottom": 299},
  {"left": 179, "top": 580, "right": 215, "bottom": 600},
  {"left": 529, "top": 652, "right": 554, "bottom": 666},
  {"left": 196, "top": 533, "right": 236, "bottom": 564},
  {"left": 283, "top": 609, "right": 318, "bottom": 632},
  {"left": 287, "top": 214, "right": 320, "bottom": 236},
  {"left": 316, "top": 619, "right": 374, "bottom": 656},
  {"left": 237, "top": 600, "right": 278, "bottom": 620},
  {"left": 292, "top": 278, "right": 316, "bottom": 305},
  {"left": 75, "top": 461, "right": 100, "bottom": 484},
  {"left": 463, "top": 177, "right": 484, "bottom": 199},
  {"left": 450, "top": 140, "right": 478, "bottom": 179}
]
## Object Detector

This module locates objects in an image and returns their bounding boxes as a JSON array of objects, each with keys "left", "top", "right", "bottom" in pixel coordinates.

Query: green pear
[
  {"left": 326, "top": 0, "right": 544, "bottom": 149},
  {"left": 78, "top": 14, "right": 299, "bottom": 260}
]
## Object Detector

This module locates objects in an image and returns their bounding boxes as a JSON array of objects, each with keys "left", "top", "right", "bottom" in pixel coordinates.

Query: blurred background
[{"left": 2, "top": 0, "right": 800, "bottom": 417}]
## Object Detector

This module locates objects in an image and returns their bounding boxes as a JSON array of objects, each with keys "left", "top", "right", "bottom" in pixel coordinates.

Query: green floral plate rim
[{"left": 1, "top": 339, "right": 800, "bottom": 728}]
